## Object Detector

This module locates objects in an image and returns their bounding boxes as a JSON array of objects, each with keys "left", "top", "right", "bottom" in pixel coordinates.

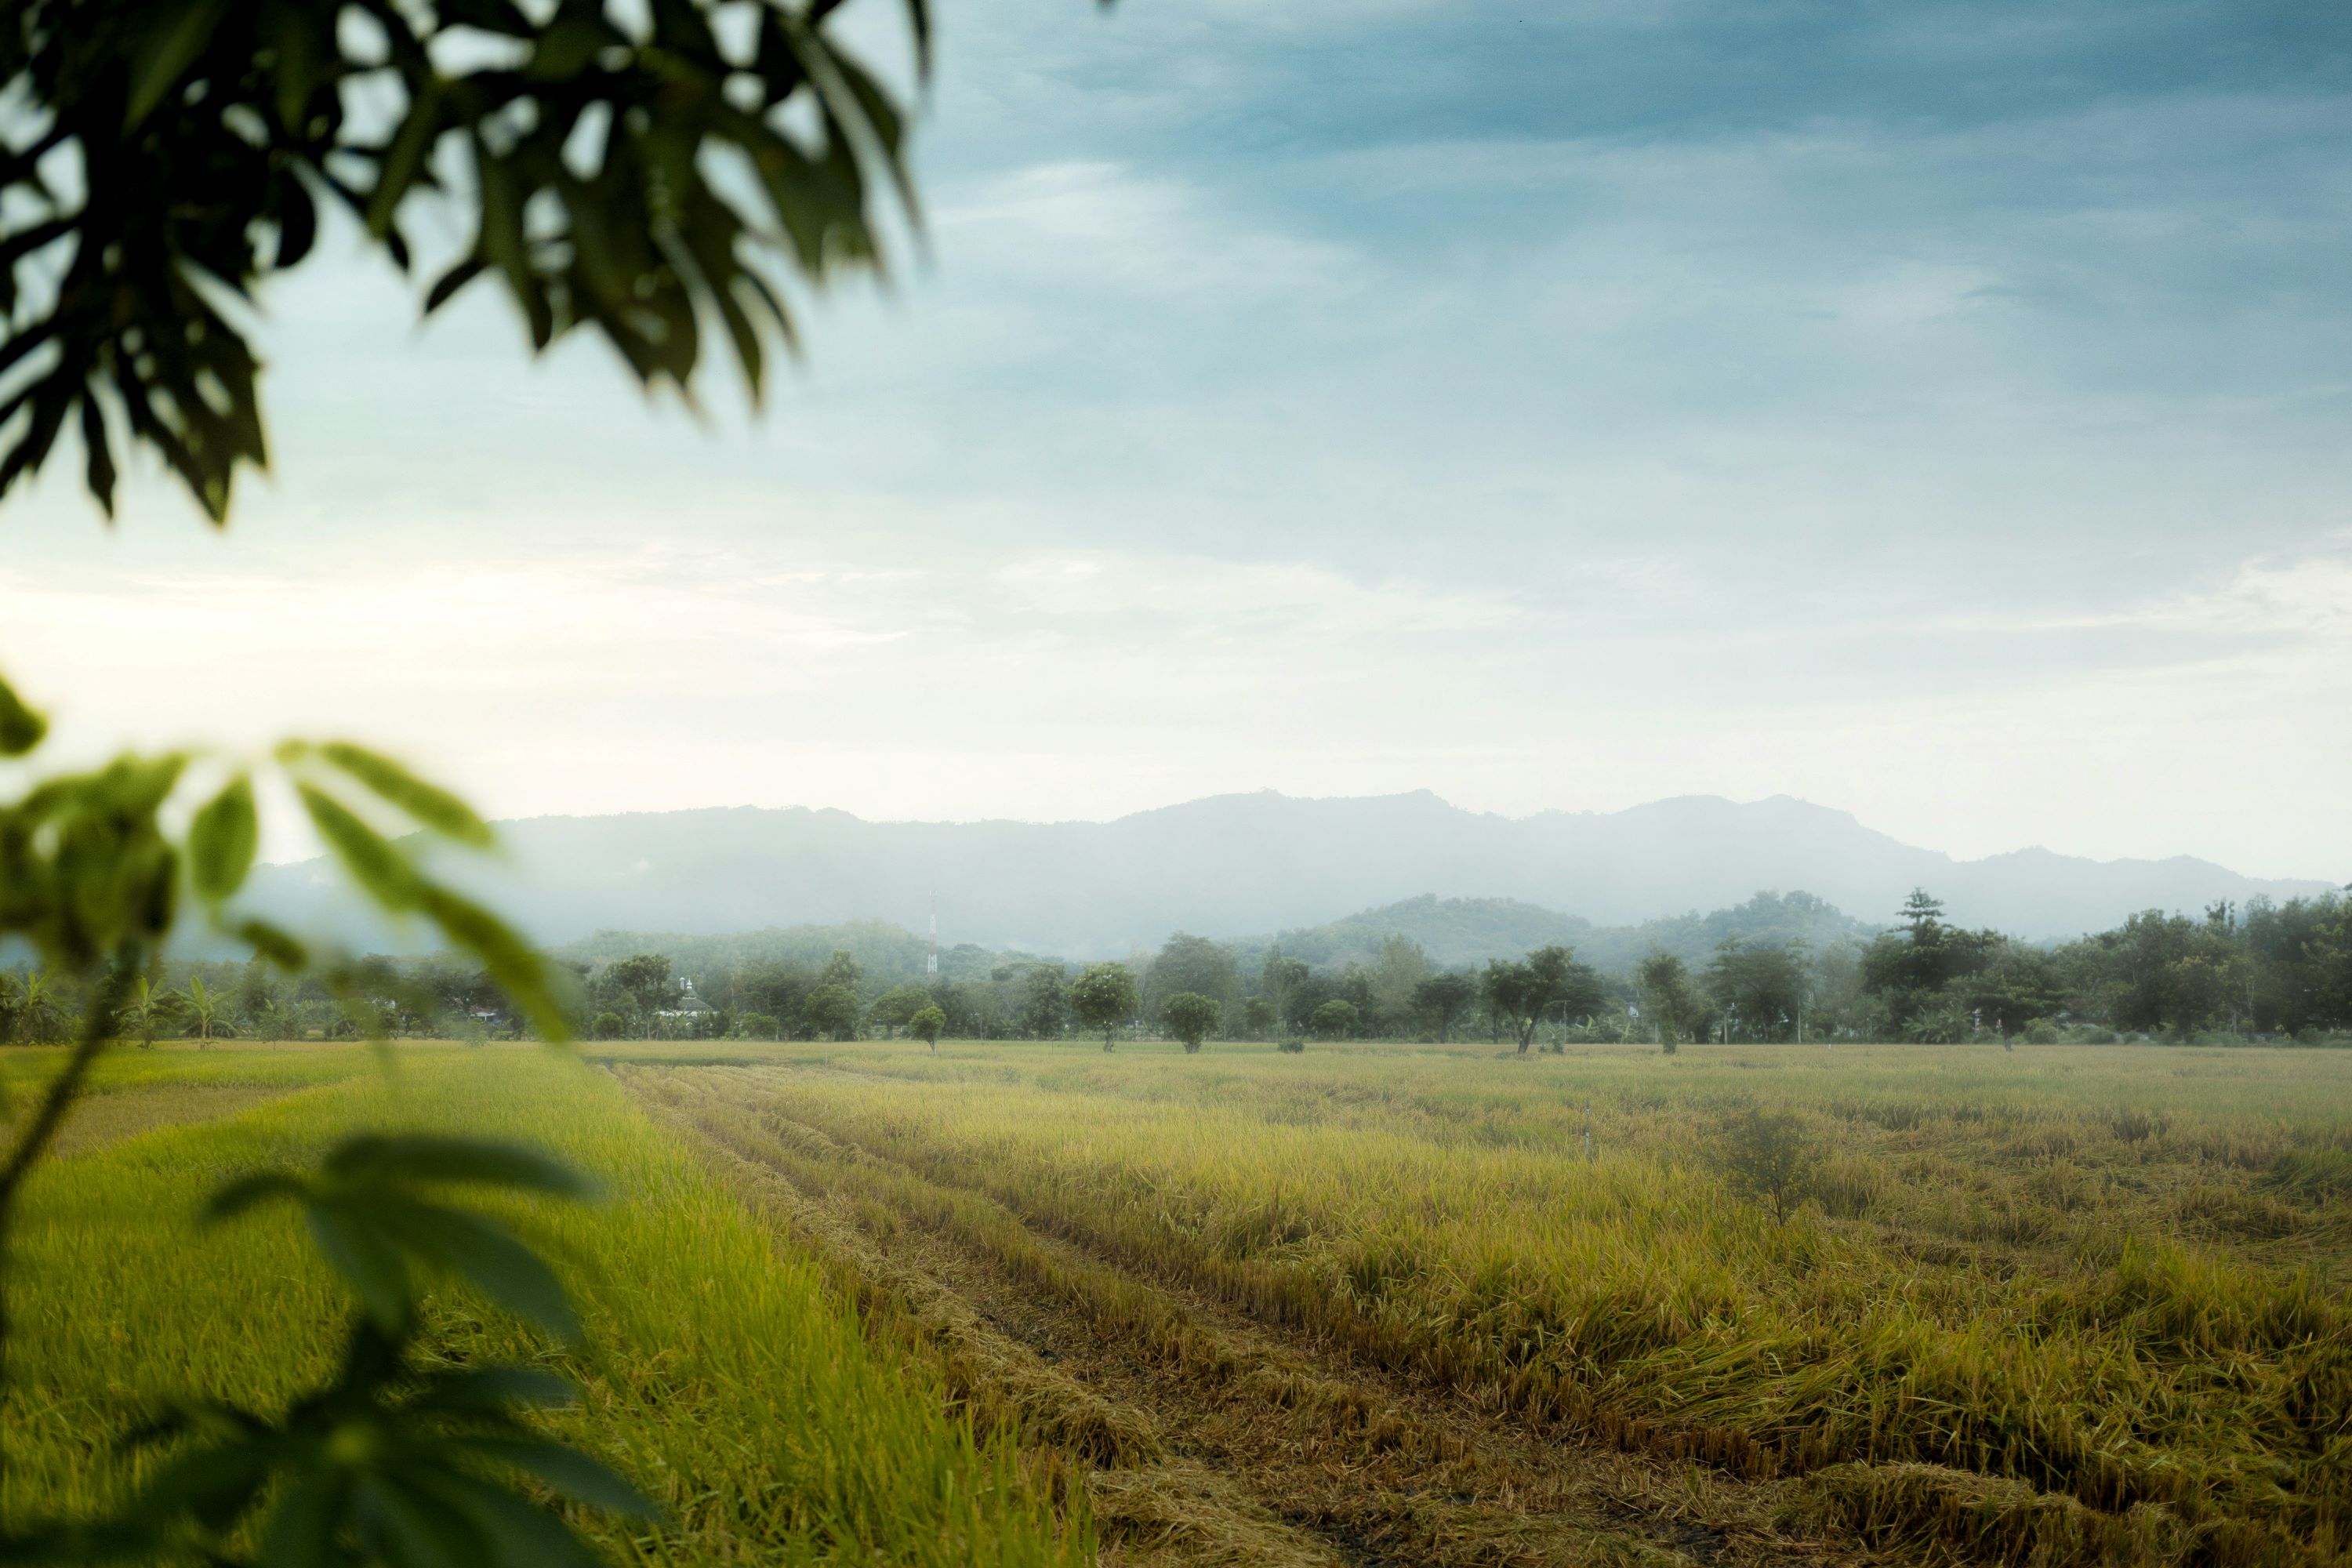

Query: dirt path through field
[{"left": 622, "top": 1063, "right": 1857, "bottom": 1568}]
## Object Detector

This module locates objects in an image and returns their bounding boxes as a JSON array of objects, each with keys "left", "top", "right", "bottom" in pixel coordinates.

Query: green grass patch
[{"left": 0, "top": 1045, "right": 1085, "bottom": 1566}]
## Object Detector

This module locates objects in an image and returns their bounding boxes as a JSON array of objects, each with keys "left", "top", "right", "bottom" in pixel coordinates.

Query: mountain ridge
[{"left": 243, "top": 789, "right": 2337, "bottom": 957}]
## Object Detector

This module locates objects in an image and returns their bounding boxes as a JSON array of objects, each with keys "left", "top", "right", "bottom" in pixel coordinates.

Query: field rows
[
  {"left": 604, "top": 1042, "right": 2352, "bottom": 1568},
  {"left": 622, "top": 1061, "right": 1824, "bottom": 1568}
]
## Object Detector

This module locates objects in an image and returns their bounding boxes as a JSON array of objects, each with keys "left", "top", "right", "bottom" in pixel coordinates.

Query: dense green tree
[
  {"left": 1021, "top": 965, "right": 1069, "bottom": 1040},
  {"left": 909, "top": 1004, "right": 946, "bottom": 1054},
  {"left": 1243, "top": 996, "right": 1276, "bottom": 1038},
  {"left": 1069, "top": 962, "right": 1140, "bottom": 1051},
  {"left": 820, "top": 949, "right": 865, "bottom": 992},
  {"left": 1704, "top": 939, "right": 1808, "bottom": 1041},
  {"left": 1367, "top": 935, "right": 1431, "bottom": 1022},
  {"left": 601, "top": 953, "right": 675, "bottom": 1018},
  {"left": 1146, "top": 934, "right": 1241, "bottom": 1026},
  {"left": 1637, "top": 952, "right": 1704, "bottom": 1054},
  {"left": 1964, "top": 941, "right": 2063, "bottom": 1040},
  {"left": 804, "top": 983, "right": 862, "bottom": 1042},
  {"left": 1411, "top": 971, "right": 1477, "bottom": 1042},
  {"left": 1161, "top": 992, "right": 1221, "bottom": 1054},
  {"left": 1309, "top": 998, "right": 1359, "bottom": 1040},
  {"left": 1260, "top": 953, "right": 1311, "bottom": 1032},
  {"left": 1482, "top": 945, "right": 1597, "bottom": 1054},
  {"left": 869, "top": 982, "right": 935, "bottom": 1037},
  {"left": 735, "top": 959, "right": 815, "bottom": 1036}
]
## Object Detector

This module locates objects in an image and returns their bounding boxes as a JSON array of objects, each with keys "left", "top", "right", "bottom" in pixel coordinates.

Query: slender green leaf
[
  {"left": 458, "top": 1437, "right": 658, "bottom": 1516},
  {"left": 324, "top": 1135, "right": 589, "bottom": 1197},
  {"left": 296, "top": 785, "right": 420, "bottom": 911},
  {"left": 125, "top": 0, "right": 234, "bottom": 129},
  {"left": 307, "top": 1205, "right": 413, "bottom": 1333},
  {"left": 259, "top": 1467, "right": 349, "bottom": 1568},
  {"left": 379, "top": 1203, "right": 578, "bottom": 1342},
  {"left": 414, "top": 1366, "right": 574, "bottom": 1414},
  {"left": 236, "top": 917, "right": 310, "bottom": 971},
  {"left": 0, "top": 675, "right": 45, "bottom": 757},
  {"left": 314, "top": 742, "right": 493, "bottom": 846},
  {"left": 187, "top": 773, "right": 260, "bottom": 902},
  {"left": 414, "top": 883, "right": 571, "bottom": 1042},
  {"left": 204, "top": 1170, "right": 310, "bottom": 1222}
]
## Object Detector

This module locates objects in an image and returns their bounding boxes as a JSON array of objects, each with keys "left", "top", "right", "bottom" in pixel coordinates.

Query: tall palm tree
[{"left": 179, "top": 976, "right": 237, "bottom": 1047}]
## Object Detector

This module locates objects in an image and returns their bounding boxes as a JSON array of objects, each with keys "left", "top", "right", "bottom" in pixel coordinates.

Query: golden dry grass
[{"left": 604, "top": 1038, "right": 2352, "bottom": 1568}]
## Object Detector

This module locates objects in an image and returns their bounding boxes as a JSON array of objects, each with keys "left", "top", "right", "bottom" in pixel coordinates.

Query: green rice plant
[{"left": 1, "top": 1049, "right": 1086, "bottom": 1566}]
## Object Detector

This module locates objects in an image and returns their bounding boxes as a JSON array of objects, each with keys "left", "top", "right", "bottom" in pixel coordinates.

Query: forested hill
[
  {"left": 1256, "top": 891, "right": 1876, "bottom": 972},
  {"left": 244, "top": 789, "right": 2335, "bottom": 956}
]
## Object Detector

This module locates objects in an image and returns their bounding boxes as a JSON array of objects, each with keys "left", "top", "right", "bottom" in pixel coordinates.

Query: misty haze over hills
[{"left": 249, "top": 791, "right": 2338, "bottom": 959}]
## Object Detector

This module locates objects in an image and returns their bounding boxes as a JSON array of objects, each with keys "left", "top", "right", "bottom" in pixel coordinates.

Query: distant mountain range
[{"left": 245, "top": 790, "right": 2338, "bottom": 958}]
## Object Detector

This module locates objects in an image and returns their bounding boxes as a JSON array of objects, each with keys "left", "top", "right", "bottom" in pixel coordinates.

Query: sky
[{"left": 5, "top": 0, "right": 2351, "bottom": 879}]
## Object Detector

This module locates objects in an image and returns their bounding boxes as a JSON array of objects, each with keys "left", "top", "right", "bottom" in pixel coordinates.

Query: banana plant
[
  {"left": 176, "top": 975, "right": 237, "bottom": 1048},
  {"left": 117, "top": 977, "right": 180, "bottom": 1049},
  {"left": 10, "top": 973, "right": 65, "bottom": 1047}
]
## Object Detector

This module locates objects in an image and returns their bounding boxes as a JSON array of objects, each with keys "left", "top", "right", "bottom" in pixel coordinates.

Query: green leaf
[
  {"left": 237, "top": 917, "right": 310, "bottom": 971},
  {"left": 187, "top": 774, "right": 260, "bottom": 902},
  {"left": 125, "top": 0, "right": 234, "bottom": 129},
  {"left": 79, "top": 394, "right": 116, "bottom": 517},
  {"left": 0, "top": 675, "right": 46, "bottom": 757},
  {"left": 204, "top": 1170, "right": 310, "bottom": 1222},
  {"left": 353, "top": 1471, "right": 495, "bottom": 1568},
  {"left": 379, "top": 1202, "right": 579, "bottom": 1342},
  {"left": 259, "top": 1467, "right": 350, "bottom": 1568},
  {"left": 325, "top": 1135, "right": 590, "bottom": 1198},
  {"left": 406, "top": 1468, "right": 604, "bottom": 1568},
  {"left": 296, "top": 785, "right": 420, "bottom": 911},
  {"left": 307, "top": 1204, "right": 414, "bottom": 1333},
  {"left": 458, "top": 1438, "right": 658, "bottom": 1517},
  {"left": 314, "top": 742, "right": 493, "bottom": 846},
  {"left": 414, "top": 883, "right": 572, "bottom": 1043},
  {"left": 365, "top": 86, "right": 445, "bottom": 239},
  {"left": 414, "top": 1366, "right": 574, "bottom": 1414}
]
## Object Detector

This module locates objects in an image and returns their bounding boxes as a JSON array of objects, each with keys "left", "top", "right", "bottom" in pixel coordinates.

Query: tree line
[{"left": 5, "top": 887, "right": 2347, "bottom": 1049}]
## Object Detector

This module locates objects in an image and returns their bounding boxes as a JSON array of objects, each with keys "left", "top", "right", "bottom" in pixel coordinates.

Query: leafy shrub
[
  {"left": 1161, "top": 992, "right": 1221, "bottom": 1054},
  {"left": 2071, "top": 1025, "right": 2118, "bottom": 1044},
  {"left": 590, "top": 1010, "right": 626, "bottom": 1041},
  {"left": 735, "top": 1012, "right": 782, "bottom": 1040},
  {"left": 1277, "top": 1036, "right": 1306, "bottom": 1054},
  {"left": 2022, "top": 1020, "right": 2062, "bottom": 1044},
  {"left": 1717, "top": 1105, "right": 1816, "bottom": 1222}
]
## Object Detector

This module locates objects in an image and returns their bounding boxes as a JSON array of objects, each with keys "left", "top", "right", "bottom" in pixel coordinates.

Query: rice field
[
  {"left": 0, "top": 1044, "right": 1084, "bottom": 1566},
  {"left": 5, "top": 1037, "right": 2347, "bottom": 1567}
]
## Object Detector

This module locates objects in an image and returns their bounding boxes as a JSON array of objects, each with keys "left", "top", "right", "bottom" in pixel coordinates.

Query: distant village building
[{"left": 656, "top": 978, "right": 716, "bottom": 1024}]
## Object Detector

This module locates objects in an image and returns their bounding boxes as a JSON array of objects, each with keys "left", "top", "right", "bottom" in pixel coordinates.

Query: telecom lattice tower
[{"left": 927, "top": 891, "right": 938, "bottom": 978}]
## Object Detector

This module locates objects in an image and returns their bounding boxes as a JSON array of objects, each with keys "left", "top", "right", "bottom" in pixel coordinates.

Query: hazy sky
[{"left": 6, "top": 0, "right": 2350, "bottom": 878}]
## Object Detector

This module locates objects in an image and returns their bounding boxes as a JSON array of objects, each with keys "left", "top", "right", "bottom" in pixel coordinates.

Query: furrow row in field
[
  {"left": 622, "top": 1062, "right": 1850, "bottom": 1568},
  {"left": 652, "top": 1056, "right": 2350, "bottom": 1568}
]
